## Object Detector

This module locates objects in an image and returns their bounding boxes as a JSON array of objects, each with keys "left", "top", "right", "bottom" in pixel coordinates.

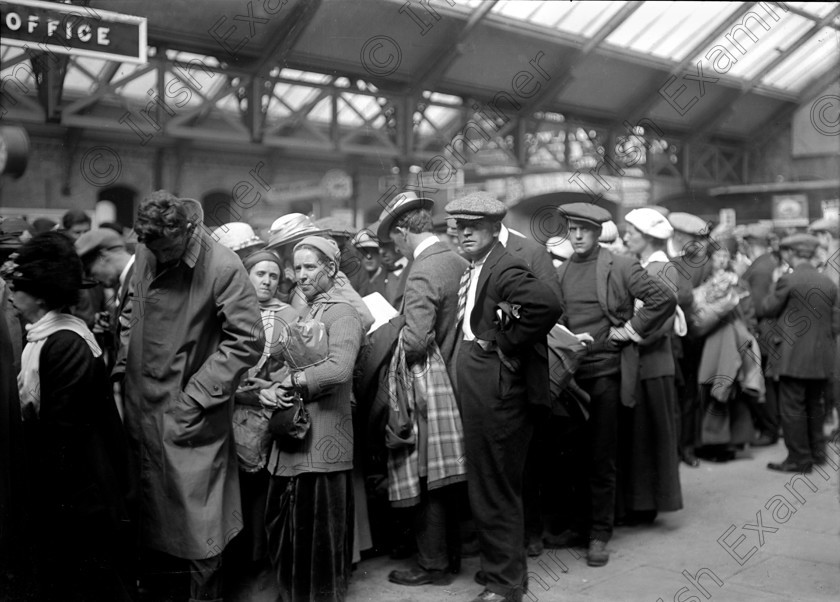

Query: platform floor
[{"left": 231, "top": 431, "right": 840, "bottom": 602}]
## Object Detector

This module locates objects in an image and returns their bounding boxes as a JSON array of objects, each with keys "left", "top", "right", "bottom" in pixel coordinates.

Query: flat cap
[
  {"left": 557, "top": 202, "right": 611, "bottom": 228},
  {"left": 808, "top": 215, "right": 839, "bottom": 237},
  {"left": 742, "top": 222, "right": 773, "bottom": 241},
  {"left": 377, "top": 192, "right": 435, "bottom": 240},
  {"left": 668, "top": 212, "right": 710, "bottom": 236},
  {"left": 779, "top": 233, "right": 820, "bottom": 255},
  {"left": 75, "top": 227, "right": 125, "bottom": 259},
  {"left": 625, "top": 208, "right": 674, "bottom": 240},
  {"left": 445, "top": 192, "right": 506, "bottom": 221},
  {"left": 352, "top": 229, "right": 380, "bottom": 249}
]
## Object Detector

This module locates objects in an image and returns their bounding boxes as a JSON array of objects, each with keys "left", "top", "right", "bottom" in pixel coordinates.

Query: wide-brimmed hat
[
  {"left": 212, "top": 222, "right": 265, "bottom": 253},
  {"left": 266, "top": 214, "right": 326, "bottom": 250},
  {"left": 779, "top": 233, "right": 820, "bottom": 256},
  {"left": 314, "top": 216, "right": 356, "bottom": 240},
  {"left": 808, "top": 215, "right": 839, "bottom": 237},
  {"left": 377, "top": 192, "right": 435, "bottom": 240},
  {"left": 75, "top": 228, "right": 126, "bottom": 261}
]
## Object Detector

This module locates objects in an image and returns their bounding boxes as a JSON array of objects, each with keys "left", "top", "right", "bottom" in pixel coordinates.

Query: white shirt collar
[
  {"left": 641, "top": 250, "right": 670, "bottom": 268},
  {"left": 499, "top": 225, "right": 510, "bottom": 247},
  {"left": 119, "top": 254, "right": 135, "bottom": 290},
  {"left": 413, "top": 235, "right": 439, "bottom": 259}
]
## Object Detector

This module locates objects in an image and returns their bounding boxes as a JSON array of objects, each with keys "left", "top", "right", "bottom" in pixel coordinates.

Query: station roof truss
[{"left": 1, "top": 0, "right": 837, "bottom": 187}]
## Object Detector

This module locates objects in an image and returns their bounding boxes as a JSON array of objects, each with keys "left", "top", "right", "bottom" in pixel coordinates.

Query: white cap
[
  {"left": 598, "top": 220, "right": 619, "bottom": 243},
  {"left": 625, "top": 208, "right": 674, "bottom": 240}
]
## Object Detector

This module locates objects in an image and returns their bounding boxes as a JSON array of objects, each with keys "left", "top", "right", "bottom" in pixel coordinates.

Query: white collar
[
  {"left": 641, "top": 250, "right": 670, "bottom": 268},
  {"left": 119, "top": 254, "right": 136, "bottom": 289},
  {"left": 413, "top": 235, "right": 439, "bottom": 259}
]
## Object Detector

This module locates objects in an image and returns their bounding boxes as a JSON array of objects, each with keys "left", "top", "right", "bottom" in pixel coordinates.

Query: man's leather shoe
[
  {"left": 526, "top": 538, "right": 544, "bottom": 557},
  {"left": 587, "top": 539, "right": 609, "bottom": 567},
  {"left": 767, "top": 461, "right": 812, "bottom": 474},
  {"left": 388, "top": 567, "right": 450, "bottom": 586},
  {"left": 544, "top": 529, "right": 587, "bottom": 548},
  {"left": 469, "top": 589, "right": 507, "bottom": 602},
  {"left": 752, "top": 433, "right": 778, "bottom": 447}
]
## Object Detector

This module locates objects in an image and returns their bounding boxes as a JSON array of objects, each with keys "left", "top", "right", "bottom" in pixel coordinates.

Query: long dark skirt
[
  {"left": 618, "top": 376, "right": 683, "bottom": 515},
  {"left": 266, "top": 470, "right": 354, "bottom": 602}
]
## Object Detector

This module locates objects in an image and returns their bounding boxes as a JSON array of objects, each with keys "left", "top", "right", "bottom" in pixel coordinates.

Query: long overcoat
[{"left": 124, "top": 226, "right": 262, "bottom": 559}]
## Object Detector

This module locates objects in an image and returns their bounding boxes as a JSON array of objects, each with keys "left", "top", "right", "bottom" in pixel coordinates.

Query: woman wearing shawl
[
  {"left": 617, "top": 209, "right": 684, "bottom": 525},
  {"left": 262, "top": 236, "right": 364, "bottom": 602},
  {"left": 3, "top": 232, "right": 134, "bottom": 601}
]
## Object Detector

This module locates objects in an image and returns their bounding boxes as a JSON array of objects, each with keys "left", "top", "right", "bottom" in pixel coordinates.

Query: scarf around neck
[{"left": 18, "top": 310, "right": 102, "bottom": 420}]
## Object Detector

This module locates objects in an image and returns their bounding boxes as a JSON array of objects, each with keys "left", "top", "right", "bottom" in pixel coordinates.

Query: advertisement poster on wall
[{"left": 771, "top": 194, "right": 809, "bottom": 227}]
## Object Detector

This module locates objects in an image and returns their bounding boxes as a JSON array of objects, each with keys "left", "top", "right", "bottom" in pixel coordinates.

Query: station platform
[{"left": 231, "top": 430, "right": 839, "bottom": 602}]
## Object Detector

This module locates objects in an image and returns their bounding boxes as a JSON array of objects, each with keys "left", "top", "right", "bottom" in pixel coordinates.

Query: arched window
[{"left": 97, "top": 186, "right": 137, "bottom": 228}]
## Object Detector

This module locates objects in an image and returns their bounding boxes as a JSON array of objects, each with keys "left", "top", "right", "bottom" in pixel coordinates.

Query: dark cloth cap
[
  {"left": 445, "top": 192, "right": 506, "bottom": 221},
  {"left": 377, "top": 192, "right": 435, "bottom": 240},
  {"left": 779, "top": 233, "right": 820, "bottom": 254},
  {"left": 557, "top": 202, "right": 611, "bottom": 227},
  {"left": 668, "top": 212, "right": 710, "bottom": 236},
  {"left": 75, "top": 228, "right": 125, "bottom": 259}
]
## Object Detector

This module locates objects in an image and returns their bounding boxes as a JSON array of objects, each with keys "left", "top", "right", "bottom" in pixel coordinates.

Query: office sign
[{"left": 1, "top": 0, "right": 147, "bottom": 64}]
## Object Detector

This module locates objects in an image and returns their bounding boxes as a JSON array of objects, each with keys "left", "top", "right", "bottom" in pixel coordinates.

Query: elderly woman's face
[
  {"left": 294, "top": 248, "right": 334, "bottom": 301},
  {"left": 9, "top": 287, "right": 43, "bottom": 324}
]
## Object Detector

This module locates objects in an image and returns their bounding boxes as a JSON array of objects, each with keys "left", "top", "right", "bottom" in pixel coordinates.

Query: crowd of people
[{"left": 0, "top": 189, "right": 838, "bottom": 602}]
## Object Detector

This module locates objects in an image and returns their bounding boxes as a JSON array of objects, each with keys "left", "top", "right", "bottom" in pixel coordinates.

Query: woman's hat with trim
[
  {"left": 266, "top": 214, "right": 325, "bottom": 250},
  {"left": 213, "top": 222, "right": 265, "bottom": 253},
  {"left": 2, "top": 231, "right": 86, "bottom": 303}
]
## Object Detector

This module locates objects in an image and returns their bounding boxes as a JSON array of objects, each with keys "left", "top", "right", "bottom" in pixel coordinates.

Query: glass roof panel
[
  {"left": 279, "top": 68, "right": 331, "bottom": 85},
  {"left": 786, "top": 2, "right": 839, "bottom": 19},
  {"left": 605, "top": 2, "right": 740, "bottom": 61},
  {"left": 760, "top": 26, "right": 838, "bottom": 92}
]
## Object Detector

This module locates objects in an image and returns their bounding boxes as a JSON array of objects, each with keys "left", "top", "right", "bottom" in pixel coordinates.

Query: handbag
[{"left": 268, "top": 388, "right": 311, "bottom": 446}]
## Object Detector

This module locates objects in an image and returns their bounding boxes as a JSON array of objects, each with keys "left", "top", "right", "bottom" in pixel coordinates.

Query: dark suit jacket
[
  {"left": 760, "top": 262, "right": 840, "bottom": 379},
  {"left": 504, "top": 230, "right": 562, "bottom": 303},
  {"left": 743, "top": 252, "right": 778, "bottom": 320},
  {"left": 468, "top": 243, "right": 561, "bottom": 407},
  {"left": 402, "top": 239, "right": 468, "bottom": 369}
]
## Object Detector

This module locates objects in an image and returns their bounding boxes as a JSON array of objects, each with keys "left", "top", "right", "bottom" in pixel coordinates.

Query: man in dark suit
[
  {"left": 763, "top": 234, "right": 840, "bottom": 473},
  {"left": 377, "top": 193, "right": 469, "bottom": 586},
  {"left": 500, "top": 224, "right": 561, "bottom": 303},
  {"left": 447, "top": 192, "right": 560, "bottom": 602},
  {"left": 741, "top": 223, "right": 782, "bottom": 446},
  {"left": 553, "top": 203, "right": 675, "bottom": 568}
]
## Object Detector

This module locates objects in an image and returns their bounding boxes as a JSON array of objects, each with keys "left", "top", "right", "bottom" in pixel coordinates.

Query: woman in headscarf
[
  {"left": 228, "top": 239, "right": 297, "bottom": 578},
  {"left": 617, "top": 208, "right": 683, "bottom": 525},
  {"left": 3, "top": 232, "right": 134, "bottom": 601},
  {"left": 262, "top": 236, "right": 364, "bottom": 602}
]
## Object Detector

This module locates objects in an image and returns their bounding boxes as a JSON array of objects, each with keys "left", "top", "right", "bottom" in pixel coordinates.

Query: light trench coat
[{"left": 123, "top": 226, "right": 262, "bottom": 559}]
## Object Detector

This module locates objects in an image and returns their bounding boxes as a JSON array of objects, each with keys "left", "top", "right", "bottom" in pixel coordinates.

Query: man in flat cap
[
  {"left": 666, "top": 212, "right": 715, "bottom": 468},
  {"left": 552, "top": 202, "right": 675, "bottom": 568},
  {"left": 76, "top": 228, "right": 135, "bottom": 371},
  {"left": 121, "top": 190, "right": 263, "bottom": 601},
  {"left": 740, "top": 223, "right": 783, "bottom": 446},
  {"left": 376, "top": 192, "right": 469, "bottom": 587},
  {"left": 763, "top": 233, "right": 840, "bottom": 473},
  {"left": 446, "top": 192, "right": 559, "bottom": 602}
]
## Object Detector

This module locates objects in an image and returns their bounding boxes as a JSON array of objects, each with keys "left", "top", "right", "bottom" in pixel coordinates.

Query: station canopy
[{"left": 1, "top": 0, "right": 837, "bottom": 143}]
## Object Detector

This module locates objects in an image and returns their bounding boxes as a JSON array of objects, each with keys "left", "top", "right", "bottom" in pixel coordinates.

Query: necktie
[{"left": 457, "top": 263, "right": 472, "bottom": 326}]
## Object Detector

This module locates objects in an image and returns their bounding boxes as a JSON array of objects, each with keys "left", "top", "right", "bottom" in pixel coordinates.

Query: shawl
[
  {"left": 18, "top": 310, "right": 101, "bottom": 419},
  {"left": 386, "top": 332, "right": 467, "bottom": 507}
]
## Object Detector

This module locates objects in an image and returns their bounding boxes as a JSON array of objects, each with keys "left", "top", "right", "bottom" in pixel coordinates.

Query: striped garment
[{"left": 387, "top": 332, "right": 467, "bottom": 506}]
